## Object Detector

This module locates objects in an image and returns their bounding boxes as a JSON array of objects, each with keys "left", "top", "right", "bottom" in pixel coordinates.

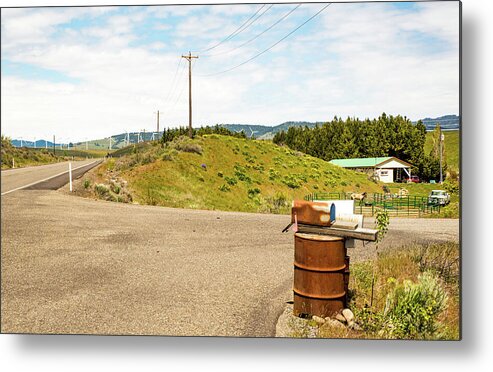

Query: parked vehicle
[
  {"left": 405, "top": 175, "right": 420, "bottom": 183},
  {"left": 427, "top": 190, "right": 450, "bottom": 206}
]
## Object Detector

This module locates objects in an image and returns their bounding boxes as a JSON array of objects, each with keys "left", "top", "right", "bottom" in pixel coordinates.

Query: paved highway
[
  {"left": 1, "top": 160, "right": 101, "bottom": 195},
  {"left": 0, "top": 165, "right": 459, "bottom": 336}
]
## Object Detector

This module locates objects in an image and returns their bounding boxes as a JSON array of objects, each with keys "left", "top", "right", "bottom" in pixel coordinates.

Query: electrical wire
[
  {"left": 194, "top": 4, "right": 268, "bottom": 53},
  {"left": 163, "top": 58, "right": 184, "bottom": 104},
  {"left": 168, "top": 59, "right": 198, "bottom": 115},
  {"left": 200, "top": 4, "right": 274, "bottom": 56},
  {"left": 203, "top": 4, "right": 301, "bottom": 58},
  {"left": 197, "top": 3, "right": 331, "bottom": 77}
]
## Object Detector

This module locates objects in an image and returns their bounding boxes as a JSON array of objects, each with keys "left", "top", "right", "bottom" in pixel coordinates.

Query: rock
[
  {"left": 335, "top": 313, "right": 347, "bottom": 323},
  {"left": 342, "top": 308, "right": 354, "bottom": 323},
  {"left": 349, "top": 322, "right": 362, "bottom": 331},
  {"left": 326, "top": 318, "right": 346, "bottom": 329},
  {"left": 312, "top": 315, "right": 325, "bottom": 324}
]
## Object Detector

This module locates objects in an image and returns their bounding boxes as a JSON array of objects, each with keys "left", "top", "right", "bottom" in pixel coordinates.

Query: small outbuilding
[{"left": 329, "top": 156, "right": 412, "bottom": 183}]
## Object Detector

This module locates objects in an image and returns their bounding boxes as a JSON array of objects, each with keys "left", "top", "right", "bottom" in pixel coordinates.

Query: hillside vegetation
[{"left": 81, "top": 135, "right": 383, "bottom": 213}]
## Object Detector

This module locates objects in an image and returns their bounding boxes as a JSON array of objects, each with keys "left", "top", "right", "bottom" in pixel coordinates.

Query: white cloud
[{"left": 1, "top": 2, "right": 460, "bottom": 142}]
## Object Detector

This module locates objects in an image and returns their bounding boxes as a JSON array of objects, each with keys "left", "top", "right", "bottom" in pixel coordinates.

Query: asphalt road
[
  {"left": 0, "top": 166, "right": 460, "bottom": 337},
  {"left": 1, "top": 160, "right": 101, "bottom": 195}
]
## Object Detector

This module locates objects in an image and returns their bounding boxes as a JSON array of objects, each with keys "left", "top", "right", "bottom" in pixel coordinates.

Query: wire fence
[{"left": 304, "top": 192, "right": 442, "bottom": 217}]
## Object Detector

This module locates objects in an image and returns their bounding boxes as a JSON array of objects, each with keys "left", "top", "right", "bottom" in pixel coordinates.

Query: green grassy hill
[
  {"left": 85, "top": 135, "right": 383, "bottom": 213},
  {"left": 424, "top": 130, "right": 459, "bottom": 172}
]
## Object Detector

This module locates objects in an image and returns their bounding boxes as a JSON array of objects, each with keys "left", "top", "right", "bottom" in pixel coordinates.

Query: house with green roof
[{"left": 329, "top": 156, "right": 412, "bottom": 183}]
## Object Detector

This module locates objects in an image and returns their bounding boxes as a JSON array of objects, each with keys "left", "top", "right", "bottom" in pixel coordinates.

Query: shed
[{"left": 329, "top": 157, "right": 412, "bottom": 183}]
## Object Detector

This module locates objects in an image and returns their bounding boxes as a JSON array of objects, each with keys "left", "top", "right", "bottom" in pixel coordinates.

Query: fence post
[{"left": 69, "top": 162, "right": 73, "bottom": 192}]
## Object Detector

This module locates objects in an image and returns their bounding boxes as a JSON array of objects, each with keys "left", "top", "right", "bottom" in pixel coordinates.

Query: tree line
[
  {"left": 272, "top": 113, "right": 445, "bottom": 181},
  {"left": 161, "top": 124, "right": 247, "bottom": 144}
]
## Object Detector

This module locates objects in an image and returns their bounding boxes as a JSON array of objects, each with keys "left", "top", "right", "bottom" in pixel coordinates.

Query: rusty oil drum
[{"left": 293, "top": 233, "right": 347, "bottom": 318}]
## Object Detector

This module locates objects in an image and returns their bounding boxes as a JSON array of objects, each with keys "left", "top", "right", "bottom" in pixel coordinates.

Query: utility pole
[
  {"left": 53, "top": 135, "right": 56, "bottom": 155},
  {"left": 181, "top": 51, "right": 198, "bottom": 138},
  {"left": 439, "top": 127, "right": 444, "bottom": 184},
  {"left": 156, "top": 110, "right": 160, "bottom": 133}
]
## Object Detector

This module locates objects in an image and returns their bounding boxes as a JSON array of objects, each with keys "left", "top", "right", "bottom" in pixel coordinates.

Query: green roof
[{"left": 330, "top": 157, "right": 392, "bottom": 168}]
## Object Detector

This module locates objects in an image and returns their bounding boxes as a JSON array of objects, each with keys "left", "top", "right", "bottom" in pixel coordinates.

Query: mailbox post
[{"left": 287, "top": 200, "right": 377, "bottom": 318}]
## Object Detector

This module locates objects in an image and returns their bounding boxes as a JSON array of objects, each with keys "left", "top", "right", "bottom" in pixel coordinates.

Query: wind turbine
[{"left": 248, "top": 127, "right": 258, "bottom": 138}]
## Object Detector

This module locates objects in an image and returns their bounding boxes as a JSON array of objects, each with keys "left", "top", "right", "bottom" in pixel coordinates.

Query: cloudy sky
[{"left": 1, "top": 1, "right": 460, "bottom": 142}]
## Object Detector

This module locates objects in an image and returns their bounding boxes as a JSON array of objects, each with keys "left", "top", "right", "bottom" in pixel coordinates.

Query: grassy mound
[{"left": 91, "top": 135, "right": 383, "bottom": 213}]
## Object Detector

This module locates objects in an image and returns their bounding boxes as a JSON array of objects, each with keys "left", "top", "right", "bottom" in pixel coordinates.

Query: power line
[
  {"left": 200, "top": 4, "right": 274, "bottom": 56},
  {"left": 160, "top": 60, "right": 188, "bottom": 119},
  {"left": 195, "top": 4, "right": 267, "bottom": 53},
  {"left": 164, "top": 58, "right": 184, "bottom": 104},
  {"left": 204, "top": 4, "right": 302, "bottom": 58},
  {"left": 198, "top": 3, "right": 331, "bottom": 77},
  {"left": 167, "top": 58, "right": 198, "bottom": 116}
]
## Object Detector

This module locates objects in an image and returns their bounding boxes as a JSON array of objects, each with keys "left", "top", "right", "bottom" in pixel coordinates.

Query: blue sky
[{"left": 1, "top": 1, "right": 460, "bottom": 142}]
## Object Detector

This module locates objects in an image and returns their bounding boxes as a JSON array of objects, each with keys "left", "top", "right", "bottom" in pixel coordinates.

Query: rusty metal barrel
[{"left": 293, "top": 233, "right": 346, "bottom": 318}]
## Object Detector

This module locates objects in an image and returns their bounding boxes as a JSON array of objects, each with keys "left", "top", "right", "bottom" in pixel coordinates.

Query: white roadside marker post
[
  {"left": 12, "top": 158, "right": 15, "bottom": 168},
  {"left": 69, "top": 162, "right": 73, "bottom": 192}
]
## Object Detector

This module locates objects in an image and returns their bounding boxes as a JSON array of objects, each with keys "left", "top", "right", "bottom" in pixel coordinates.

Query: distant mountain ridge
[
  {"left": 221, "top": 115, "right": 460, "bottom": 139},
  {"left": 10, "top": 115, "right": 459, "bottom": 147}
]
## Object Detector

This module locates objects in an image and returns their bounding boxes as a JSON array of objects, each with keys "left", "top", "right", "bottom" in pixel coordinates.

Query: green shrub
[
  {"left": 234, "top": 164, "right": 251, "bottom": 182},
  {"left": 247, "top": 187, "right": 261, "bottom": 198},
  {"left": 225, "top": 176, "right": 237, "bottom": 186},
  {"left": 282, "top": 175, "right": 301, "bottom": 189},
  {"left": 162, "top": 153, "right": 173, "bottom": 161},
  {"left": 443, "top": 180, "right": 459, "bottom": 194},
  {"left": 263, "top": 192, "right": 289, "bottom": 214},
  {"left": 382, "top": 272, "right": 448, "bottom": 339},
  {"left": 217, "top": 171, "right": 223, "bottom": 178},
  {"left": 95, "top": 184, "right": 109, "bottom": 197},
  {"left": 110, "top": 183, "right": 121, "bottom": 194},
  {"left": 83, "top": 179, "right": 91, "bottom": 189},
  {"left": 219, "top": 184, "right": 231, "bottom": 192}
]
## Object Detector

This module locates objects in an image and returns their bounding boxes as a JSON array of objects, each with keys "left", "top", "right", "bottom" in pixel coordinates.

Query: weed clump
[{"left": 172, "top": 136, "right": 203, "bottom": 155}]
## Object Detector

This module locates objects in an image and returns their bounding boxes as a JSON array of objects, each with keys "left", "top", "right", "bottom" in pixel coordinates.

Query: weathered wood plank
[{"left": 297, "top": 223, "right": 378, "bottom": 241}]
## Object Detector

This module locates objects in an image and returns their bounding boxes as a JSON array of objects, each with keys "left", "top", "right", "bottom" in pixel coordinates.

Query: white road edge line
[{"left": 1, "top": 160, "right": 101, "bottom": 196}]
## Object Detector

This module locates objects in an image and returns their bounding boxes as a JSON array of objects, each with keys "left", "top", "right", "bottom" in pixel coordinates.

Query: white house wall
[
  {"left": 378, "top": 159, "right": 410, "bottom": 169},
  {"left": 377, "top": 168, "right": 394, "bottom": 183}
]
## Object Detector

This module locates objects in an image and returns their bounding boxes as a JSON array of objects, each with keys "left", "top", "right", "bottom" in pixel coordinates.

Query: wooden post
[{"left": 181, "top": 52, "right": 198, "bottom": 138}]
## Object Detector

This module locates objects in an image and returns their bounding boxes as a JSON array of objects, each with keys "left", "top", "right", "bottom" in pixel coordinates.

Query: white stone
[
  {"left": 342, "top": 308, "right": 355, "bottom": 323},
  {"left": 326, "top": 318, "right": 346, "bottom": 329},
  {"left": 312, "top": 315, "right": 325, "bottom": 324},
  {"left": 335, "top": 313, "right": 347, "bottom": 323}
]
